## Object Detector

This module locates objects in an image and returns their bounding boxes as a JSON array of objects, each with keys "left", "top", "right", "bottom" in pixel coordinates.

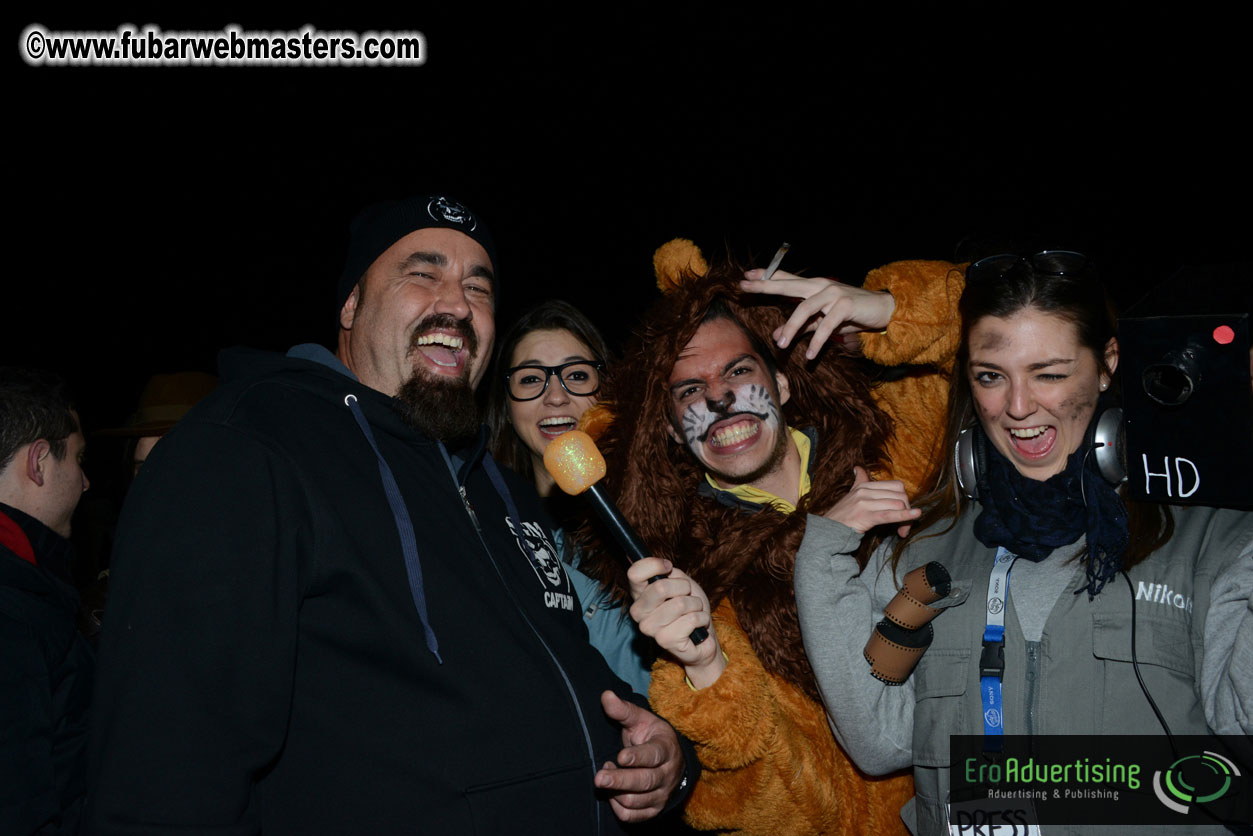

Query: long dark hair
[
  {"left": 886, "top": 252, "right": 1173, "bottom": 573},
  {"left": 485, "top": 299, "right": 613, "bottom": 483}
]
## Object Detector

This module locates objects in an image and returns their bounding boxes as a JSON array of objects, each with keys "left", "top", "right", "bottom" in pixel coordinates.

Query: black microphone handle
[
  {"left": 583, "top": 483, "right": 648, "bottom": 561},
  {"left": 583, "top": 483, "right": 709, "bottom": 646}
]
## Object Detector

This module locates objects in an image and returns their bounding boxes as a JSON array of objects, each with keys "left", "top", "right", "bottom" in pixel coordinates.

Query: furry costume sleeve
[
  {"left": 649, "top": 600, "right": 913, "bottom": 835},
  {"left": 858, "top": 260, "right": 965, "bottom": 499}
]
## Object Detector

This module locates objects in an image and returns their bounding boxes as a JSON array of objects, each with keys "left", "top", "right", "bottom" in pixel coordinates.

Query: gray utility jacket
[{"left": 795, "top": 505, "right": 1253, "bottom": 836}]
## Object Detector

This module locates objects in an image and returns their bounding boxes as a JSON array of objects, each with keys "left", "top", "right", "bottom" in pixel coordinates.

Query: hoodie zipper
[
  {"left": 442, "top": 446, "right": 604, "bottom": 835},
  {"left": 345, "top": 389, "right": 605, "bottom": 834}
]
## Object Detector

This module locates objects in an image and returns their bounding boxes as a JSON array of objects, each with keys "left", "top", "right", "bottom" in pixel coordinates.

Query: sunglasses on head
[{"left": 966, "top": 250, "right": 1090, "bottom": 286}]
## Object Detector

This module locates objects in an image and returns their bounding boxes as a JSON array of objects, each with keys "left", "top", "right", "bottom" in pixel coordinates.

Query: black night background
[{"left": 9, "top": 5, "right": 1251, "bottom": 490}]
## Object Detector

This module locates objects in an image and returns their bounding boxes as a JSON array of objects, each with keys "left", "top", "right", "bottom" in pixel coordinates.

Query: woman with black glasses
[
  {"left": 485, "top": 299, "right": 652, "bottom": 694},
  {"left": 787, "top": 251, "right": 1252, "bottom": 834}
]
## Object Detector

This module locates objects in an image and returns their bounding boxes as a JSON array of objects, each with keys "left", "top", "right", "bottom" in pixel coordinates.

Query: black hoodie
[{"left": 85, "top": 346, "right": 689, "bottom": 835}]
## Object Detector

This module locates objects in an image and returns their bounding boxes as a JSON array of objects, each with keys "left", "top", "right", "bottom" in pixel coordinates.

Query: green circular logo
[{"left": 1153, "top": 751, "right": 1240, "bottom": 814}]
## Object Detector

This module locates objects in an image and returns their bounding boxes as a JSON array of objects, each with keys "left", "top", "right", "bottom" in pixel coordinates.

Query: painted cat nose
[{"left": 705, "top": 389, "right": 736, "bottom": 412}]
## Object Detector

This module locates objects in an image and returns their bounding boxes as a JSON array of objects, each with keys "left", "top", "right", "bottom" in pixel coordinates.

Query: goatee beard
[
  {"left": 394, "top": 312, "right": 482, "bottom": 445},
  {"left": 396, "top": 372, "right": 481, "bottom": 445}
]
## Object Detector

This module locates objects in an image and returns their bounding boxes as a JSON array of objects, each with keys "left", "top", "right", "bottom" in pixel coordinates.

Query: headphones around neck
[{"left": 954, "top": 400, "right": 1126, "bottom": 500}]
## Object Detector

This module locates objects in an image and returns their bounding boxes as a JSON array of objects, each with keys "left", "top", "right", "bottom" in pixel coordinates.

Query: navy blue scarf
[{"left": 972, "top": 429, "right": 1128, "bottom": 598}]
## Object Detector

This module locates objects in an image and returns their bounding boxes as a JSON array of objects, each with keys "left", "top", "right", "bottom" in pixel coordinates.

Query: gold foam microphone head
[{"left": 544, "top": 430, "right": 607, "bottom": 495}]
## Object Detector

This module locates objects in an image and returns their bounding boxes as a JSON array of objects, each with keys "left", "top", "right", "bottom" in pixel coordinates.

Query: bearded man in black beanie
[{"left": 85, "top": 194, "right": 696, "bottom": 835}]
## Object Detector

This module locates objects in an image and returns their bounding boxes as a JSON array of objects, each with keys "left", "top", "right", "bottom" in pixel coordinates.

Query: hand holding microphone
[
  {"left": 626, "top": 557, "right": 723, "bottom": 685},
  {"left": 545, "top": 430, "right": 708, "bottom": 646}
]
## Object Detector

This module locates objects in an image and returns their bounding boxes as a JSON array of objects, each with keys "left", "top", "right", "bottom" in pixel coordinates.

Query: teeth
[
  {"left": 1009, "top": 426, "right": 1047, "bottom": 438},
  {"left": 711, "top": 420, "right": 759, "bottom": 448},
  {"left": 415, "top": 333, "right": 463, "bottom": 350},
  {"left": 539, "top": 417, "right": 575, "bottom": 428}
]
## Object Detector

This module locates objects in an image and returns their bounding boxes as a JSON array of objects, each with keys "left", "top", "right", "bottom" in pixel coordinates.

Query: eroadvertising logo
[
  {"left": 1153, "top": 750, "right": 1242, "bottom": 814},
  {"left": 949, "top": 735, "right": 1250, "bottom": 830}
]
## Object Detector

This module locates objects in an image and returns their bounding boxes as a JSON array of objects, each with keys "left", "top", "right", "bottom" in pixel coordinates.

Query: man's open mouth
[
  {"left": 707, "top": 415, "right": 763, "bottom": 450},
  {"left": 413, "top": 331, "right": 469, "bottom": 373}
]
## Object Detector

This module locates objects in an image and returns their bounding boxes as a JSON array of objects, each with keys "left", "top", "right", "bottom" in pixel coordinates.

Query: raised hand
[
  {"left": 822, "top": 465, "right": 920, "bottom": 537},
  {"left": 740, "top": 269, "right": 895, "bottom": 359}
]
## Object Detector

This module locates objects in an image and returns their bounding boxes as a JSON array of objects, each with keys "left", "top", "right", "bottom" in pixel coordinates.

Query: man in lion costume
[{"left": 580, "top": 240, "right": 962, "bottom": 834}]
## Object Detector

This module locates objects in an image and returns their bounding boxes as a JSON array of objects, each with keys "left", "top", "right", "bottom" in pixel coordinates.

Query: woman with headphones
[{"left": 780, "top": 251, "right": 1252, "bottom": 834}]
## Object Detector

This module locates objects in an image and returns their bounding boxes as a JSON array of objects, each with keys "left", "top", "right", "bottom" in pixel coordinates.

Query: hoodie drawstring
[{"left": 344, "top": 394, "right": 442, "bottom": 664}]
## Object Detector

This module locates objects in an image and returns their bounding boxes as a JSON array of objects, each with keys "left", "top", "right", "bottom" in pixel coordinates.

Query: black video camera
[{"left": 1118, "top": 263, "right": 1252, "bottom": 507}]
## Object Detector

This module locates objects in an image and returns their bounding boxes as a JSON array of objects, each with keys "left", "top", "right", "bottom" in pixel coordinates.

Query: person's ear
[
  {"left": 666, "top": 422, "right": 682, "bottom": 445},
  {"left": 1102, "top": 337, "right": 1120, "bottom": 385},
  {"left": 26, "top": 440, "right": 50, "bottom": 487},
  {"left": 339, "top": 284, "right": 361, "bottom": 330},
  {"left": 775, "top": 370, "right": 791, "bottom": 407}
]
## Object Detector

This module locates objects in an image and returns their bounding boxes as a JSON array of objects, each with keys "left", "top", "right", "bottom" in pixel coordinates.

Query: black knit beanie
[{"left": 335, "top": 194, "right": 498, "bottom": 314}]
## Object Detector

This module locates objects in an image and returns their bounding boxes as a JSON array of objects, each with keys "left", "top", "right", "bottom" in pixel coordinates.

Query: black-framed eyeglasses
[
  {"left": 966, "top": 250, "right": 1090, "bottom": 286},
  {"left": 505, "top": 360, "right": 604, "bottom": 401}
]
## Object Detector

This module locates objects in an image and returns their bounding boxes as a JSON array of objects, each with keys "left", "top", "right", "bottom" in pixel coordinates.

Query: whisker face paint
[{"left": 680, "top": 382, "right": 778, "bottom": 448}]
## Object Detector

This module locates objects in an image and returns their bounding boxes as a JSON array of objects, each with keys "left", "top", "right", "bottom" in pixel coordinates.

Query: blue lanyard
[{"left": 980, "top": 547, "right": 1016, "bottom": 750}]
